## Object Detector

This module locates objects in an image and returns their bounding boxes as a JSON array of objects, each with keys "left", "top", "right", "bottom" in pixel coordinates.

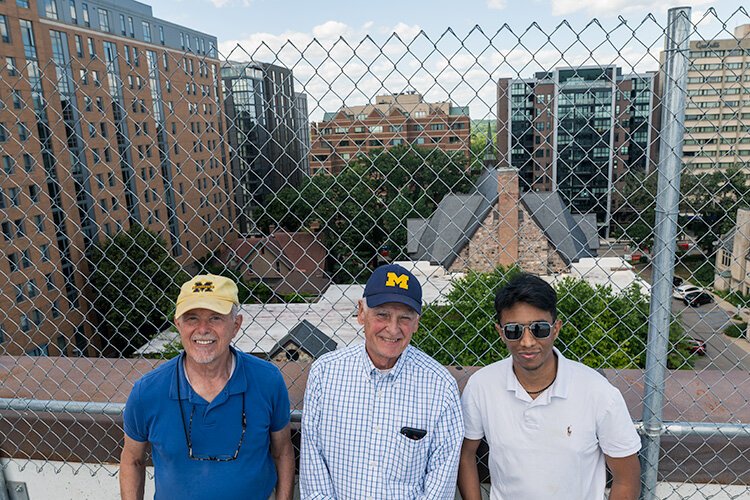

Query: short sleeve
[
  {"left": 269, "top": 367, "right": 291, "bottom": 432},
  {"left": 597, "top": 385, "right": 641, "bottom": 458},
  {"left": 461, "top": 376, "right": 485, "bottom": 440},
  {"left": 123, "top": 379, "right": 148, "bottom": 442}
]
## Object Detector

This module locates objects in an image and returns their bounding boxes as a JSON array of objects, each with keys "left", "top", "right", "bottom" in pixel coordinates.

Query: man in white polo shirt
[{"left": 457, "top": 273, "right": 641, "bottom": 500}]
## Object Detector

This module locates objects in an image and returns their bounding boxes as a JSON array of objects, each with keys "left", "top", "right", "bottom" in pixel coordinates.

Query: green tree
[
  {"left": 89, "top": 225, "right": 187, "bottom": 357},
  {"left": 257, "top": 146, "right": 476, "bottom": 283},
  {"left": 415, "top": 266, "right": 692, "bottom": 369}
]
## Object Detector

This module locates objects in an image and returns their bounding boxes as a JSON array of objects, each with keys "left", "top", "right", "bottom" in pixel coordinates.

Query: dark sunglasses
[{"left": 500, "top": 321, "right": 553, "bottom": 341}]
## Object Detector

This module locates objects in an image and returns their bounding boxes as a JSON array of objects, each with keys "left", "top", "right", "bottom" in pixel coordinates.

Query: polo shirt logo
[
  {"left": 385, "top": 272, "right": 409, "bottom": 290},
  {"left": 192, "top": 281, "right": 215, "bottom": 293}
]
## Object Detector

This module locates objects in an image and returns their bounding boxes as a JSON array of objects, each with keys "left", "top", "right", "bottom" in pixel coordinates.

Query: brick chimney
[{"left": 496, "top": 167, "right": 520, "bottom": 267}]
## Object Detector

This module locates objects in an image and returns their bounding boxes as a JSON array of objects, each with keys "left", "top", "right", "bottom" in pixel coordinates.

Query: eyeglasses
[
  {"left": 501, "top": 321, "right": 554, "bottom": 341},
  {"left": 176, "top": 358, "right": 246, "bottom": 461}
]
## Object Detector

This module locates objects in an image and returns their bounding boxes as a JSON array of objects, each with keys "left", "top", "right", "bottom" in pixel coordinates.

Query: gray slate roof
[
  {"left": 719, "top": 229, "right": 735, "bottom": 254},
  {"left": 407, "top": 168, "right": 499, "bottom": 268},
  {"left": 407, "top": 167, "right": 597, "bottom": 268},
  {"left": 268, "top": 319, "right": 338, "bottom": 360},
  {"left": 520, "top": 192, "right": 596, "bottom": 265}
]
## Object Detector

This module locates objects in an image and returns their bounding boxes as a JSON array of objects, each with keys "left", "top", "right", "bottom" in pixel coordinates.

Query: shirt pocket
[{"left": 387, "top": 432, "right": 430, "bottom": 483}]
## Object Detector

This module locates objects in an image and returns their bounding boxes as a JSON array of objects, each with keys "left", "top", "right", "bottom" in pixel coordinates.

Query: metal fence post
[
  {"left": 640, "top": 6, "right": 692, "bottom": 499},
  {"left": 0, "top": 464, "right": 9, "bottom": 500}
]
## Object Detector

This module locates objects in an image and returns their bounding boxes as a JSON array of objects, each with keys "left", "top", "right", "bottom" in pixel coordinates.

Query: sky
[{"left": 151, "top": 0, "right": 749, "bottom": 120}]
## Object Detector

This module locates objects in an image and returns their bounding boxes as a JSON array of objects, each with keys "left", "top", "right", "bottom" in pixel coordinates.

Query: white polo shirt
[{"left": 462, "top": 347, "right": 641, "bottom": 500}]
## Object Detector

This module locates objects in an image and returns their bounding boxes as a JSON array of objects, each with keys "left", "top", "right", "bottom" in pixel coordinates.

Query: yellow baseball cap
[{"left": 174, "top": 274, "right": 239, "bottom": 320}]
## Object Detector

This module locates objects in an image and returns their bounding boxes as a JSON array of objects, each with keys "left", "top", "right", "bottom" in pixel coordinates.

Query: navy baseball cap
[{"left": 363, "top": 264, "right": 423, "bottom": 315}]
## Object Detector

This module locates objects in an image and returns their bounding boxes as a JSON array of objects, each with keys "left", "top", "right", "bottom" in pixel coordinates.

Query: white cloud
[
  {"left": 487, "top": 0, "right": 507, "bottom": 10},
  {"left": 551, "top": 0, "right": 715, "bottom": 17},
  {"left": 209, "top": 0, "right": 252, "bottom": 7},
  {"left": 217, "top": 18, "right": 668, "bottom": 122},
  {"left": 312, "top": 21, "right": 352, "bottom": 40}
]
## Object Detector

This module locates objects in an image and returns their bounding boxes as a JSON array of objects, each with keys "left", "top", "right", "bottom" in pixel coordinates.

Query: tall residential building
[
  {"left": 221, "top": 61, "right": 307, "bottom": 234},
  {"left": 0, "top": 0, "right": 232, "bottom": 356},
  {"left": 680, "top": 24, "right": 750, "bottom": 172},
  {"left": 309, "top": 92, "right": 471, "bottom": 175},
  {"left": 497, "top": 66, "right": 659, "bottom": 236}
]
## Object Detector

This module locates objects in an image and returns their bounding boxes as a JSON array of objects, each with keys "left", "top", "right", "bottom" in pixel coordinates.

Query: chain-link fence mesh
[{"left": 1, "top": 3, "right": 750, "bottom": 498}]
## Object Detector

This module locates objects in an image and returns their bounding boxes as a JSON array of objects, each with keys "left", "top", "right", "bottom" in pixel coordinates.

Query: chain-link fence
[{"left": 1, "top": 2, "right": 750, "bottom": 498}]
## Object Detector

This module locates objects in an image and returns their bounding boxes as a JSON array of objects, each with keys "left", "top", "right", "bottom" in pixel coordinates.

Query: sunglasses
[{"left": 500, "top": 321, "right": 554, "bottom": 341}]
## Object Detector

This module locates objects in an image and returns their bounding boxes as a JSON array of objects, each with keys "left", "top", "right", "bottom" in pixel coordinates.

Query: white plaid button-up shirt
[{"left": 300, "top": 344, "right": 463, "bottom": 500}]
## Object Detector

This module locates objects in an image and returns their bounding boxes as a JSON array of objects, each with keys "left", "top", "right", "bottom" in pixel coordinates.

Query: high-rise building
[
  {"left": 680, "top": 24, "right": 750, "bottom": 172},
  {"left": 497, "top": 66, "right": 659, "bottom": 236},
  {"left": 309, "top": 92, "right": 471, "bottom": 175},
  {"left": 0, "top": 0, "right": 232, "bottom": 356},
  {"left": 221, "top": 61, "right": 307, "bottom": 234}
]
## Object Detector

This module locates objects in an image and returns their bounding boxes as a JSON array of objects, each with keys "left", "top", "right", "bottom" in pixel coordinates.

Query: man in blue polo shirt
[{"left": 120, "top": 274, "right": 294, "bottom": 500}]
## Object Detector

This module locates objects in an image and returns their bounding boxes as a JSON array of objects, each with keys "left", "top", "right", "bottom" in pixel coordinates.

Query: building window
[
  {"left": 12, "top": 90, "right": 22, "bottom": 109},
  {"left": 33, "top": 214, "right": 44, "bottom": 232},
  {"left": 98, "top": 8, "right": 109, "bottom": 32},
  {"left": 3, "top": 155, "right": 14, "bottom": 174},
  {"left": 17, "top": 0, "right": 31, "bottom": 8},
  {"left": 41, "top": 244, "right": 50, "bottom": 262},
  {"left": 142, "top": 21, "right": 151, "bottom": 42},
  {"left": 159, "top": 25, "right": 165, "bottom": 45},
  {"left": 23, "top": 154, "right": 34, "bottom": 172},
  {"left": 87, "top": 37, "right": 96, "bottom": 58},
  {"left": 75, "top": 34, "right": 83, "bottom": 57},
  {"left": 119, "top": 14, "right": 126, "bottom": 36},
  {"left": 8, "top": 253, "right": 18, "bottom": 272},
  {"left": 722, "top": 250, "right": 731, "bottom": 267},
  {"left": 18, "top": 123, "right": 29, "bottom": 141},
  {"left": 66, "top": 0, "right": 77, "bottom": 23},
  {"left": 43, "top": 0, "right": 59, "bottom": 20},
  {"left": 0, "top": 16, "right": 9, "bottom": 43},
  {"left": 127, "top": 16, "right": 134, "bottom": 37},
  {"left": 6, "top": 56, "right": 17, "bottom": 76},
  {"left": 81, "top": 2, "right": 89, "bottom": 27}
]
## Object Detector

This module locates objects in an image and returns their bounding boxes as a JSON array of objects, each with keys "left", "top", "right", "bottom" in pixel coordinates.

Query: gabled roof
[
  {"left": 572, "top": 213, "right": 600, "bottom": 251},
  {"left": 407, "top": 167, "right": 597, "bottom": 268},
  {"left": 719, "top": 229, "right": 735, "bottom": 254},
  {"left": 268, "top": 319, "right": 338, "bottom": 360},
  {"left": 520, "top": 192, "right": 596, "bottom": 265},
  {"left": 406, "top": 168, "right": 499, "bottom": 268}
]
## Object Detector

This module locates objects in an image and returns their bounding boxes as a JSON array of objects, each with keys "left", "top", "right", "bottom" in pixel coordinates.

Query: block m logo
[
  {"left": 385, "top": 272, "right": 409, "bottom": 290},
  {"left": 192, "top": 281, "right": 215, "bottom": 293}
]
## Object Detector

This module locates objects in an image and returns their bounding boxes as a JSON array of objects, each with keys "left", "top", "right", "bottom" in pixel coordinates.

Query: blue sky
[{"left": 151, "top": 0, "right": 749, "bottom": 119}]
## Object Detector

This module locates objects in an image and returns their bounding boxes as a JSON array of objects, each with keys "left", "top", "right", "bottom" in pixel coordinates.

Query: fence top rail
[{"left": 2, "top": 357, "right": 749, "bottom": 422}]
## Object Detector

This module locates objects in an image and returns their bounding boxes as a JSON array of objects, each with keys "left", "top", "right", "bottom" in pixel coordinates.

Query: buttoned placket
[{"left": 364, "top": 367, "right": 391, "bottom": 500}]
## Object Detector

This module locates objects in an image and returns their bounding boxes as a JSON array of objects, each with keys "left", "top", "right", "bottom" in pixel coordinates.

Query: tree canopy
[
  {"left": 257, "top": 145, "right": 476, "bottom": 282},
  {"left": 88, "top": 225, "right": 187, "bottom": 357},
  {"left": 414, "top": 266, "right": 693, "bottom": 369}
]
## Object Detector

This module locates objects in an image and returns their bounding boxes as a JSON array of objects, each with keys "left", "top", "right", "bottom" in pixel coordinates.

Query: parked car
[
  {"left": 673, "top": 284, "right": 702, "bottom": 300},
  {"left": 683, "top": 291, "right": 714, "bottom": 307},
  {"left": 685, "top": 337, "right": 707, "bottom": 356}
]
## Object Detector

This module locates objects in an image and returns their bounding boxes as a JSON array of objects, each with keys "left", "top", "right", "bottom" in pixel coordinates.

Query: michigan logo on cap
[
  {"left": 192, "top": 281, "right": 215, "bottom": 293},
  {"left": 385, "top": 272, "right": 409, "bottom": 290}
]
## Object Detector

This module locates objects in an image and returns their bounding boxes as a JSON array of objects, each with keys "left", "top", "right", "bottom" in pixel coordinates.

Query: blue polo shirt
[{"left": 124, "top": 347, "right": 290, "bottom": 499}]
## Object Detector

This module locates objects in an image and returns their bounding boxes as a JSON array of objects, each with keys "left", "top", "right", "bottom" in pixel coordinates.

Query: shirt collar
[
  {"left": 359, "top": 343, "right": 412, "bottom": 380},
  {"left": 169, "top": 346, "right": 247, "bottom": 402},
  {"left": 506, "top": 346, "right": 569, "bottom": 401}
]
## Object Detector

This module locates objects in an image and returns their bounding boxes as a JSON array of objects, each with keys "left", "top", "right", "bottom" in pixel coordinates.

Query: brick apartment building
[
  {"left": 497, "top": 66, "right": 660, "bottom": 236},
  {"left": 0, "top": 0, "right": 233, "bottom": 356},
  {"left": 309, "top": 91, "right": 471, "bottom": 175}
]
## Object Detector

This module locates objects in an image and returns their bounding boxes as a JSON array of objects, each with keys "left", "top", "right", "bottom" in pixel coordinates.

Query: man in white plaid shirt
[{"left": 300, "top": 264, "right": 463, "bottom": 499}]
